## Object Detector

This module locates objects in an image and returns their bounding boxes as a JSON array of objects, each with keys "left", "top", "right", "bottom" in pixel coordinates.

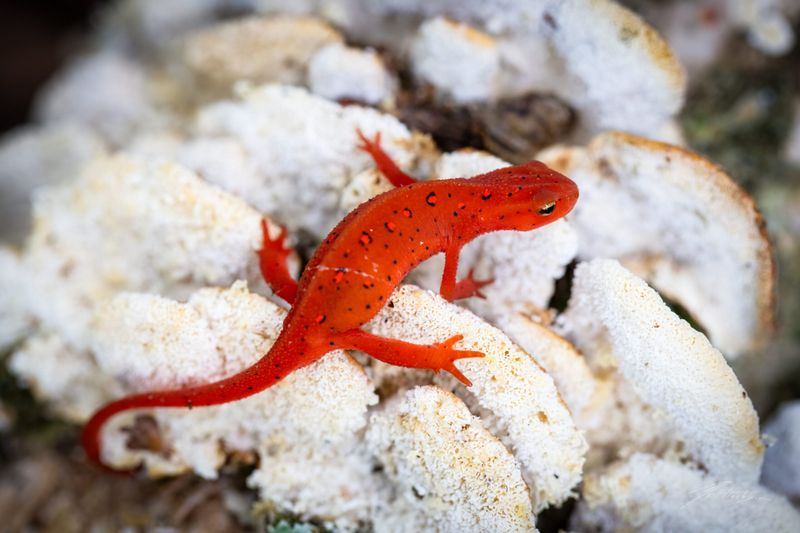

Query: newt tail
[{"left": 81, "top": 333, "right": 309, "bottom": 467}]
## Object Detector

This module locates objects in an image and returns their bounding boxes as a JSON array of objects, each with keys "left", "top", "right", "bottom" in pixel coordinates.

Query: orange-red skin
[{"left": 81, "top": 161, "right": 578, "bottom": 469}]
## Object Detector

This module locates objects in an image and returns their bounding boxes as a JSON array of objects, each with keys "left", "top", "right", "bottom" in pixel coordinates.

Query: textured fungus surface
[
  {"left": 367, "top": 386, "right": 536, "bottom": 532},
  {"left": 558, "top": 260, "right": 764, "bottom": 484}
]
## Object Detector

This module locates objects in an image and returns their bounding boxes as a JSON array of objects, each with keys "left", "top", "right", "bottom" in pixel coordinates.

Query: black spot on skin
[
  {"left": 388, "top": 301, "right": 395, "bottom": 308},
  {"left": 365, "top": 304, "right": 372, "bottom": 310},
  {"left": 507, "top": 192, "right": 513, "bottom": 197},
  {"left": 453, "top": 211, "right": 458, "bottom": 217},
  {"left": 248, "top": 386, "right": 254, "bottom": 391},
  {"left": 447, "top": 193, "right": 452, "bottom": 198},
  {"left": 426, "top": 192, "right": 438, "bottom": 206},
  {"left": 481, "top": 190, "right": 492, "bottom": 200},
  {"left": 275, "top": 375, "right": 281, "bottom": 381}
]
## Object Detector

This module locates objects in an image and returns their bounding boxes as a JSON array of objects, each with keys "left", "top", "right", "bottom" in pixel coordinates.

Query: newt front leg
[
  {"left": 356, "top": 129, "right": 416, "bottom": 187},
  {"left": 452, "top": 268, "right": 494, "bottom": 300},
  {"left": 439, "top": 245, "right": 494, "bottom": 301}
]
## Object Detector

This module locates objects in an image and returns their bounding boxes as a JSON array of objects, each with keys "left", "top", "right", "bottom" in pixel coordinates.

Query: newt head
[{"left": 469, "top": 160, "right": 579, "bottom": 232}]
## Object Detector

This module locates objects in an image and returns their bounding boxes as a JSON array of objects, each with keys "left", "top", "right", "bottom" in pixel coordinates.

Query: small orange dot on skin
[
  {"left": 385, "top": 221, "right": 397, "bottom": 232},
  {"left": 402, "top": 208, "right": 412, "bottom": 218},
  {"left": 457, "top": 202, "right": 466, "bottom": 209},
  {"left": 333, "top": 271, "right": 344, "bottom": 283}
]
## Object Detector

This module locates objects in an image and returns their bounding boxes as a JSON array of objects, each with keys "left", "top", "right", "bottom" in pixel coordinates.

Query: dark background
[{"left": 0, "top": 0, "right": 107, "bottom": 134}]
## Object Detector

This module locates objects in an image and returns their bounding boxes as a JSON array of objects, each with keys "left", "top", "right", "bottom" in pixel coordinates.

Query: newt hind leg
[
  {"left": 356, "top": 128, "right": 416, "bottom": 187},
  {"left": 257, "top": 219, "right": 299, "bottom": 304},
  {"left": 336, "top": 329, "right": 483, "bottom": 386}
]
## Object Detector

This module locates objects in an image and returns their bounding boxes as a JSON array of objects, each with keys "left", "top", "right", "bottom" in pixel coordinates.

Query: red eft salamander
[{"left": 82, "top": 130, "right": 579, "bottom": 469}]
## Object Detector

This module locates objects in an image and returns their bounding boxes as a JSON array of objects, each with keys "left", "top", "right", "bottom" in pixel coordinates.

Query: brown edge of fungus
[{"left": 605, "top": 131, "right": 777, "bottom": 348}]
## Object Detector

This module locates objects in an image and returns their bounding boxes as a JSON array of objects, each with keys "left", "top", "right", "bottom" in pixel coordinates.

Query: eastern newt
[{"left": 82, "top": 130, "right": 579, "bottom": 469}]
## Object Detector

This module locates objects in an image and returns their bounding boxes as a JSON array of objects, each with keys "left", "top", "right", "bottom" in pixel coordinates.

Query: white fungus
[
  {"left": 558, "top": 259, "right": 764, "bottom": 484},
  {"left": 541, "top": 131, "right": 775, "bottom": 358}
]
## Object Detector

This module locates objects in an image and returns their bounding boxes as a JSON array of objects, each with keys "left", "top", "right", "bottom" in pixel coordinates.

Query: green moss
[
  {"left": 682, "top": 39, "right": 798, "bottom": 189},
  {"left": 0, "top": 355, "right": 73, "bottom": 446},
  {"left": 253, "top": 502, "right": 338, "bottom": 533},
  {"left": 268, "top": 520, "right": 319, "bottom": 533}
]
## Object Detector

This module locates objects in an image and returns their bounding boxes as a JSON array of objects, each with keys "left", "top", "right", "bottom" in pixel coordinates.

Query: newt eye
[{"left": 538, "top": 201, "right": 556, "bottom": 216}]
